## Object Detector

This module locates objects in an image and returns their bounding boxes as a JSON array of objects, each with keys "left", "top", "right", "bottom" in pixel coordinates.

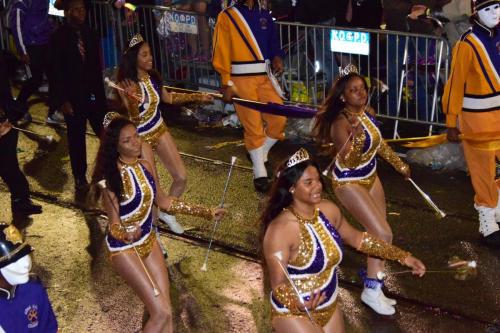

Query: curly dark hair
[
  {"left": 117, "top": 41, "right": 162, "bottom": 83},
  {"left": 91, "top": 117, "right": 135, "bottom": 200},
  {"left": 258, "top": 155, "right": 322, "bottom": 253},
  {"left": 312, "top": 73, "right": 368, "bottom": 149}
]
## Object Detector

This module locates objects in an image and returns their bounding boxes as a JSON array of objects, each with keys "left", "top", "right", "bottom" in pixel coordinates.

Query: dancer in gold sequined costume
[
  {"left": 313, "top": 67, "right": 412, "bottom": 316},
  {"left": 91, "top": 115, "right": 225, "bottom": 333},
  {"left": 261, "top": 149, "right": 425, "bottom": 332},
  {"left": 116, "top": 34, "right": 214, "bottom": 234}
]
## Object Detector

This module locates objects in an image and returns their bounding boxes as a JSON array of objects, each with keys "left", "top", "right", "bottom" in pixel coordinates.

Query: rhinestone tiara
[
  {"left": 128, "top": 33, "right": 144, "bottom": 49},
  {"left": 338, "top": 64, "right": 359, "bottom": 78},
  {"left": 286, "top": 148, "right": 310, "bottom": 168},
  {"left": 103, "top": 112, "right": 124, "bottom": 128}
]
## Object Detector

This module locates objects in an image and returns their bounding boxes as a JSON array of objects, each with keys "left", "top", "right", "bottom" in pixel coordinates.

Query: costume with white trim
[
  {"left": 106, "top": 160, "right": 157, "bottom": 257},
  {"left": 329, "top": 111, "right": 409, "bottom": 190},
  {"left": 441, "top": 2, "right": 500, "bottom": 239},
  {"left": 270, "top": 208, "right": 343, "bottom": 326},
  {"left": 212, "top": 1, "right": 286, "bottom": 177}
]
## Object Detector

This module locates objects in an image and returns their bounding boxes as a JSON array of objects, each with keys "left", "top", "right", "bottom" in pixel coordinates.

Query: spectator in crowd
[
  {"left": 0, "top": 53, "right": 42, "bottom": 216},
  {"left": 9, "top": 0, "right": 64, "bottom": 125},
  {"left": 293, "top": 0, "right": 348, "bottom": 89},
  {"left": 172, "top": 0, "right": 211, "bottom": 61},
  {"left": 49, "top": 0, "right": 107, "bottom": 193},
  {"left": 441, "top": 0, "right": 472, "bottom": 46},
  {"left": 0, "top": 223, "right": 58, "bottom": 333},
  {"left": 381, "top": 0, "right": 451, "bottom": 118}
]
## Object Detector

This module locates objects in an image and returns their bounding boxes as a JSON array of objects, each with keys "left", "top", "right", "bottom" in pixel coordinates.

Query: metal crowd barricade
[
  {"left": 0, "top": 1, "right": 452, "bottom": 136},
  {"left": 275, "top": 21, "right": 452, "bottom": 137}
]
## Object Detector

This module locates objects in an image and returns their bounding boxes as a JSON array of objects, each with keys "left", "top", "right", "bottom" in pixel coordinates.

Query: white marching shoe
[
  {"left": 361, "top": 284, "right": 396, "bottom": 315},
  {"left": 158, "top": 211, "right": 185, "bottom": 234}
]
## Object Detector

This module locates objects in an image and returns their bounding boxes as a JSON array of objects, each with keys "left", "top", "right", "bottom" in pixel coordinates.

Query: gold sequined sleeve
[
  {"left": 161, "top": 197, "right": 215, "bottom": 220},
  {"left": 273, "top": 283, "right": 301, "bottom": 314},
  {"left": 341, "top": 131, "right": 365, "bottom": 169},
  {"left": 109, "top": 223, "right": 128, "bottom": 242},
  {"left": 357, "top": 232, "right": 411, "bottom": 265},
  {"left": 378, "top": 141, "right": 409, "bottom": 175},
  {"left": 169, "top": 92, "right": 207, "bottom": 105}
]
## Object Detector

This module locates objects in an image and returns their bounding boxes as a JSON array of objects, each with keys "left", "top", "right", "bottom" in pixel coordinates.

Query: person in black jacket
[
  {"left": 0, "top": 52, "right": 42, "bottom": 216},
  {"left": 49, "top": 0, "right": 107, "bottom": 192}
]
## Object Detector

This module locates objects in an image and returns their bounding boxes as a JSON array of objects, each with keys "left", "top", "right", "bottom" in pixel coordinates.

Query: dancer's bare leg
[
  {"left": 273, "top": 317, "right": 323, "bottom": 333},
  {"left": 335, "top": 179, "right": 392, "bottom": 278},
  {"left": 110, "top": 244, "right": 172, "bottom": 332},
  {"left": 323, "top": 306, "right": 345, "bottom": 333},
  {"left": 143, "top": 241, "right": 173, "bottom": 332},
  {"left": 156, "top": 131, "right": 187, "bottom": 197}
]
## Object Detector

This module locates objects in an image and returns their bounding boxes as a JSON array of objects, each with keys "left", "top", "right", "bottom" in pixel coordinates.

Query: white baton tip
[
  {"left": 273, "top": 251, "right": 283, "bottom": 261},
  {"left": 97, "top": 179, "right": 107, "bottom": 189}
]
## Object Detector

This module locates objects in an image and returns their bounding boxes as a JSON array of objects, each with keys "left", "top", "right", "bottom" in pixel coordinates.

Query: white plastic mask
[
  {"left": 0, "top": 255, "right": 32, "bottom": 285},
  {"left": 477, "top": 4, "right": 500, "bottom": 28}
]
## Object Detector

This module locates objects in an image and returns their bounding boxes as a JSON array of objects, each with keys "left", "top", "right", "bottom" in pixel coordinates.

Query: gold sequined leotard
[
  {"left": 131, "top": 75, "right": 168, "bottom": 149},
  {"left": 271, "top": 208, "right": 343, "bottom": 326},
  {"left": 330, "top": 111, "right": 408, "bottom": 190},
  {"left": 106, "top": 160, "right": 156, "bottom": 258}
]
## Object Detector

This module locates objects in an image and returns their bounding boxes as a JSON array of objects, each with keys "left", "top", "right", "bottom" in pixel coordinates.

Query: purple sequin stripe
[
  {"left": 137, "top": 106, "right": 163, "bottom": 133},
  {"left": 287, "top": 226, "right": 325, "bottom": 276},
  {"left": 107, "top": 164, "right": 157, "bottom": 249},
  {"left": 333, "top": 158, "right": 377, "bottom": 179},
  {"left": 318, "top": 211, "right": 343, "bottom": 251}
]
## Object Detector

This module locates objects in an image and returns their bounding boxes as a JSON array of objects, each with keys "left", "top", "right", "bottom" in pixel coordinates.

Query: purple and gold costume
[
  {"left": 131, "top": 75, "right": 168, "bottom": 149},
  {"left": 105, "top": 161, "right": 156, "bottom": 257},
  {"left": 271, "top": 209, "right": 343, "bottom": 326},
  {"left": 330, "top": 111, "right": 407, "bottom": 189}
]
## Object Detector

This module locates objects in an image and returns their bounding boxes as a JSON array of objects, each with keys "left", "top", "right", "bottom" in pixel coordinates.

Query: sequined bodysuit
[
  {"left": 132, "top": 75, "right": 168, "bottom": 149},
  {"left": 271, "top": 209, "right": 343, "bottom": 326},
  {"left": 330, "top": 111, "right": 407, "bottom": 189},
  {"left": 106, "top": 161, "right": 157, "bottom": 257}
]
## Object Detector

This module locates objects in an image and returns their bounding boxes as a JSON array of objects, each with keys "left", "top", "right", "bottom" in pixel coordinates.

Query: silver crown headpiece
[
  {"left": 338, "top": 64, "right": 359, "bottom": 78},
  {"left": 129, "top": 34, "right": 144, "bottom": 49},
  {"left": 286, "top": 148, "right": 310, "bottom": 168},
  {"left": 103, "top": 112, "right": 124, "bottom": 128}
]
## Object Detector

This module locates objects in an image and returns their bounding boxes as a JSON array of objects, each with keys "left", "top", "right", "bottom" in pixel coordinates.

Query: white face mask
[
  {"left": 0, "top": 255, "right": 32, "bottom": 286},
  {"left": 477, "top": 4, "right": 500, "bottom": 28}
]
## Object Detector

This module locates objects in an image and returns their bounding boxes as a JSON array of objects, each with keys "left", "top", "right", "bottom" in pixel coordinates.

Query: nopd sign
[{"left": 330, "top": 29, "right": 370, "bottom": 56}]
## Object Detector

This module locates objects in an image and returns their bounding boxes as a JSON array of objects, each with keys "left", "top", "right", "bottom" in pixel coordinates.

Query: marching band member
[
  {"left": 212, "top": 0, "right": 287, "bottom": 193},
  {"left": 442, "top": 0, "right": 500, "bottom": 248},
  {"left": 312, "top": 66, "right": 412, "bottom": 315},
  {"left": 261, "top": 149, "right": 425, "bottom": 332},
  {"left": 91, "top": 113, "right": 225, "bottom": 332},
  {"left": 117, "top": 34, "right": 213, "bottom": 234}
]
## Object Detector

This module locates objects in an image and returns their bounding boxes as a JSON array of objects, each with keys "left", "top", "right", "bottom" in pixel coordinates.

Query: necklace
[
  {"left": 119, "top": 157, "right": 139, "bottom": 166},
  {"left": 286, "top": 206, "right": 319, "bottom": 225},
  {"left": 343, "top": 107, "right": 364, "bottom": 117}
]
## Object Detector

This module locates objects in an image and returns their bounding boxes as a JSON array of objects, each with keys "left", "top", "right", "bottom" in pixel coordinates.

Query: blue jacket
[
  {"left": 0, "top": 278, "right": 58, "bottom": 333},
  {"left": 10, "top": 0, "right": 53, "bottom": 54}
]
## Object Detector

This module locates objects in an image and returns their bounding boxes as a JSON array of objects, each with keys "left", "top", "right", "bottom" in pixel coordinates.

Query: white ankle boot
[
  {"left": 474, "top": 204, "right": 499, "bottom": 236},
  {"left": 361, "top": 283, "right": 396, "bottom": 315},
  {"left": 159, "top": 211, "right": 185, "bottom": 234}
]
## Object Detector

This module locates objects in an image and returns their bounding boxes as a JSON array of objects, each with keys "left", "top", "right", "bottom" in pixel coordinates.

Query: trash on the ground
[
  {"left": 285, "top": 118, "right": 314, "bottom": 142},
  {"left": 406, "top": 142, "right": 467, "bottom": 172}
]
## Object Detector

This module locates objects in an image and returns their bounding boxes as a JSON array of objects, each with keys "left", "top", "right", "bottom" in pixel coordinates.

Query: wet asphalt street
[{"left": 1, "top": 98, "right": 499, "bottom": 332}]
